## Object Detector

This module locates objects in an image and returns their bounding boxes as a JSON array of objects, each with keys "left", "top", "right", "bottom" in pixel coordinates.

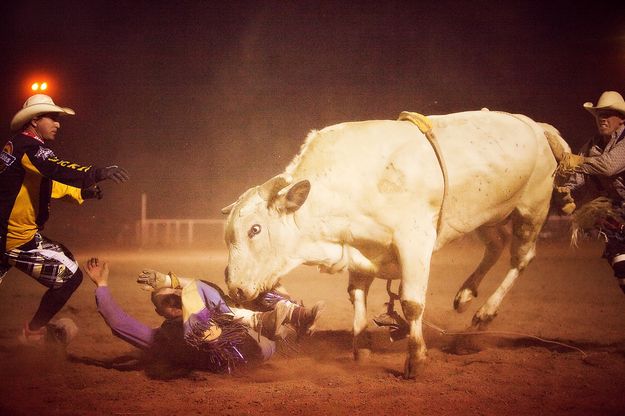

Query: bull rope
[
  {"left": 383, "top": 280, "right": 587, "bottom": 357},
  {"left": 422, "top": 319, "right": 588, "bottom": 357},
  {"left": 397, "top": 111, "right": 448, "bottom": 235}
]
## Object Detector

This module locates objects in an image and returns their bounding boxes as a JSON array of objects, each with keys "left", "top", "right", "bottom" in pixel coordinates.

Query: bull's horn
[
  {"left": 258, "top": 174, "right": 292, "bottom": 201},
  {"left": 221, "top": 202, "right": 236, "bottom": 215}
]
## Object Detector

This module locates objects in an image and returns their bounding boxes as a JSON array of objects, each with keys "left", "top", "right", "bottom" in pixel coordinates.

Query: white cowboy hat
[
  {"left": 583, "top": 91, "right": 625, "bottom": 118},
  {"left": 10, "top": 94, "right": 75, "bottom": 132}
]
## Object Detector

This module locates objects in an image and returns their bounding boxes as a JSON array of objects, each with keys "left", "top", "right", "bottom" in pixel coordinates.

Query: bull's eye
[{"left": 248, "top": 224, "right": 262, "bottom": 239}]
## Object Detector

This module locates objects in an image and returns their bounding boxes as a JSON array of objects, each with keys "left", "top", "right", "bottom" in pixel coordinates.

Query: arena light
[{"left": 31, "top": 81, "right": 49, "bottom": 92}]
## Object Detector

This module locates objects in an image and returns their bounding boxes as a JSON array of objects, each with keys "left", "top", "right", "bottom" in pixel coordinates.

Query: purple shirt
[
  {"left": 95, "top": 286, "right": 156, "bottom": 349},
  {"left": 94, "top": 284, "right": 275, "bottom": 361}
]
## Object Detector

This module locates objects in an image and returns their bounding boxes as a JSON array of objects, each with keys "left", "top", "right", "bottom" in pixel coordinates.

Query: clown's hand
[{"left": 137, "top": 269, "right": 171, "bottom": 291}]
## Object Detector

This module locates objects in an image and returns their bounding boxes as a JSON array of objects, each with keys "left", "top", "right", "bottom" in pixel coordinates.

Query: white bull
[{"left": 221, "top": 110, "right": 567, "bottom": 378}]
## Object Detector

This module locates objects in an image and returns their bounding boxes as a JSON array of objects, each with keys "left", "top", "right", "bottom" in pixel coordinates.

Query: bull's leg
[
  {"left": 395, "top": 227, "right": 436, "bottom": 379},
  {"left": 454, "top": 224, "right": 511, "bottom": 312},
  {"left": 347, "top": 271, "right": 374, "bottom": 361},
  {"left": 472, "top": 207, "right": 546, "bottom": 328}
]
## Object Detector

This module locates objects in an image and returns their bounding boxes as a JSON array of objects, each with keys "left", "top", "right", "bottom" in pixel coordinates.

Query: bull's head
[{"left": 222, "top": 174, "right": 311, "bottom": 302}]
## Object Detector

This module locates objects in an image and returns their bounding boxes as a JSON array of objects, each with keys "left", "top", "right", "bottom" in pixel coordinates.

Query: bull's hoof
[
  {"left": 453, "top": 288, "right": 475, "bottom": 313},
  {"left": 403, "top": 355, "right": 425, "bottom": 379},
  {"left": 354, "top": 348, "right": 371, "bottom": 362},
  {"left": 353, "top": 331, "right": 372, "bottom": 361},
  {"left": 471, "top": 309, "right": 496, "bottom": 329}
]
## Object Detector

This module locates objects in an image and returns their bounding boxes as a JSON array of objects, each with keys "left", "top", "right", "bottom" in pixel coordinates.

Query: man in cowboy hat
[
  {"left": 552, "top": 91, "right": 625, "bottom": 294},
  {"left": 84, "top": 257, "right": 323, "bottom": 373},
  {"left": 0, "top": 94, "right": 130, "bottom": 346}
]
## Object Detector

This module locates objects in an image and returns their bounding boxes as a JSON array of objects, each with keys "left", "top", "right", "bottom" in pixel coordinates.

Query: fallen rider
[{"left": 84, "top": 258, "right": 323, "bottom": 373}]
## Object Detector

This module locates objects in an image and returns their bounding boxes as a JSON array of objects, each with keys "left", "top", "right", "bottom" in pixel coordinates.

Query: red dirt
[{"left": 2, "top": 238, "right": 625, "bottom": 416}]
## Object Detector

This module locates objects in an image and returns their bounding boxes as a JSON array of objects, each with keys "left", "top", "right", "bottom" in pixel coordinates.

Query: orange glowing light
[{"left": 31, "top": 81, "right": 49, "bottom": 91}]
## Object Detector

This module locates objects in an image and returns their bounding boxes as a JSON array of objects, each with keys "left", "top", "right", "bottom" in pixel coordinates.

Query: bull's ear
[
  {"left": 221, "top": 202, "right": 235, "bottom": 215},
  {"left": 258, "top": 174, "right": 292, "bottom": 201},
  {"left": 284, "top": 180, "right": 310, "bottom": 212}
]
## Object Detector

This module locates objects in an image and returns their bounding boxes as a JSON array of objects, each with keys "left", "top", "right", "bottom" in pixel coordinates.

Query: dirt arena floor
[{"left": 2, "top": 235, "right": 625, "bottom": 416}]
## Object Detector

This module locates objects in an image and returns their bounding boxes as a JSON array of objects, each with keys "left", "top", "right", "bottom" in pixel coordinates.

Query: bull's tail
[
  {"left": 542, "top": 124, "right": 587, "bottom": 181},
  {"left": 538, "top": 122, "right": 578, "bottom": 215},
  {"left": 539, "top": 122, "right": 571, "bottom": 163}
]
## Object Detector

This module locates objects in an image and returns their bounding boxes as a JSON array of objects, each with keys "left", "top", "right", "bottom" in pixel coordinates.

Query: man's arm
[
  {"left": 20, "top": 139, "right": 129, "bottom": 188},
  {"left": 21, "top": 141, "right": 99, "bottom": 188},
  {"left": 95, "top": 286, "right": 158, "bottom": 350},
  {"left": 576, "top": 138, "right": 625, "bottom": 177},
  {"left": 52, "top": 181, "right": 103, "bottom": 204},
  {"left": 85, "top": 258, "right": 157, "bottom": 350},
  {"left": 51, "top": 181, "right": 84, "bottom": 204},
  {"left": 559, "top": 140, "right": 592, "bottom": 192}
]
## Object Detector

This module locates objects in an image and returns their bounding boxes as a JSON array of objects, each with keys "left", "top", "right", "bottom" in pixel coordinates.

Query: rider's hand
[
  {"left": 137, "top": 269, "right": 171, "bottom": 291},
  {"left": 84, "top": 257, "right": 109, "bottom": 287}
]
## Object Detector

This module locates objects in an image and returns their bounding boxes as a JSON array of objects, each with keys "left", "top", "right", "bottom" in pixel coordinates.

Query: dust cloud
[{"left": 1, "top": 2, "right": 622, "bottom": 250}]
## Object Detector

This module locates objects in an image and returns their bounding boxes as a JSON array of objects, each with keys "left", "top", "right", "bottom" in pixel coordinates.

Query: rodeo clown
[
  {"left": 85, "top": 257, "right": 324, "bottom": 373},
  {"left": 0, "top": 94, "right": 130, "bottom": 346},
  {"left": 549, "top": 91, "right": 625, "bottom": 294}
]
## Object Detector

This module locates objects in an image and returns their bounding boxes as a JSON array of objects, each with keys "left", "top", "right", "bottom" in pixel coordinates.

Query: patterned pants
[
  {"left": 1, "top": 233, "right": 78, "bottom": 288},
  {"left": 1, "top": 233, "right": 83, "bottom": 329}
]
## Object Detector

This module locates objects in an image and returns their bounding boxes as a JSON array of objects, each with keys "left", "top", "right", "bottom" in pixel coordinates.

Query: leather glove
[
  {"left": 81, "top": 185, "right": 103, "bottom": 200},
  {"left": 137, "top": 269, "right": 170, "bottom": 291},
  {"left": 560, "top": 152, "right": 585, "bottom": 172},
  {"left": 136, "top": 269, "right": 181, "bottom": 291},
  {"left": 96, "top": 165, "right": 130, "bottom": 183}
]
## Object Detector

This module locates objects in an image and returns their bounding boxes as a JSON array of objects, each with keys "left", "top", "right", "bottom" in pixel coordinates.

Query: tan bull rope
[
  {"left": 422, "top": 319, "right": 588, "bottom": 357},
  {"left": 398, "top": 111, "right": 448, "bottom": 235}
]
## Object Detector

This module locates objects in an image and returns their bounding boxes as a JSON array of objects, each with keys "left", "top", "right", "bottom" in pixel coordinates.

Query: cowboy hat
[
  {"left": 10, "top": 94, "right": 75, "bottom": 132},
  {"left": 583, "top": 91, "right": 625, "bottom": 118}
]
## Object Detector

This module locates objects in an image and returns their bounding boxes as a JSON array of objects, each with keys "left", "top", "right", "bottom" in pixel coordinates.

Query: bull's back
[
  {"left": 431, "top": 111, "right": 553, "bottom": 234},
  {"left": 287, "top": 111, "right": 552, "bottom": 237}
]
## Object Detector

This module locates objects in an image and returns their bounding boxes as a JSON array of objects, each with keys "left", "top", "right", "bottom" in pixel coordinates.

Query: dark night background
[{"left": 1, "top": 0, "right": 623, "bottom": 248}]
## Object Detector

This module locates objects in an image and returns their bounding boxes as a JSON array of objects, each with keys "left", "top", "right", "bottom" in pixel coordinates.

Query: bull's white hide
[{"left": 222, "top": 110, "right": 566, "bottom": 378}]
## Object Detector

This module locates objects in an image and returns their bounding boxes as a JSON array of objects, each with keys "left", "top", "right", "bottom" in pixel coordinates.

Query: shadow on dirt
[
  {"left": 67, "top": 352, "right": 144, "bottom": 371},
  {"left": 67, "top": 352, "right": 215, "bottom": 380},
  {"left": 51, "top": 330, "right": 625, "bottom": 381},
  {"left": 296, "top": 329, "right": 625, "bottom": 358}
]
